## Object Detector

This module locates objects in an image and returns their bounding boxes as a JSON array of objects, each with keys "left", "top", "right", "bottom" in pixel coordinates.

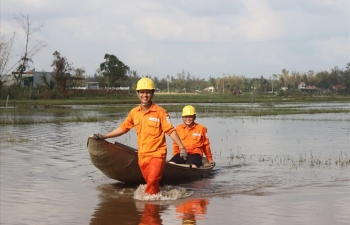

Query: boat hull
[{"left": 87, "top": 136, "right": 214, "bottom": 184}]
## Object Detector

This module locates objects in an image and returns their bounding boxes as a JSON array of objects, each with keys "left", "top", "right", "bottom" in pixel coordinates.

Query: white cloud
[
  {"left": 312, "top": 37, "right": 349, "bottom": 61},
  {"left": 1, "top": 0, "right": 348, "bottom": 78}
]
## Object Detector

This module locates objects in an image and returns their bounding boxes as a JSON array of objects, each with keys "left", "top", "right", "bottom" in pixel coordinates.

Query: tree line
[
  {"left": 0, "top": 14, "right": 349, "bottom": 99},
  {"left": 2, "top": 47, "right": 350, "bottom": 99},
  {"left": 89, "top": 62, "right": 350, "bottom": 95}
]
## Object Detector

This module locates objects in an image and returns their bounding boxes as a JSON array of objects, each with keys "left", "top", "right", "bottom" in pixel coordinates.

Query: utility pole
[
  {"left": 252, "top": 87, "right": 256, "bottom": 102},
  {"left": 167, "top": 75, "right": 170, "bottom": 93},
  {"left": 222, "top": 73, "right": 225, "bottom": 94},
  {"left": 272, "top": 74, "right": 277, "bottom": 93},
  {"left": 270, "top": 76, "right": 274, "bottom": 93},
  {"left": 272, "top": 78, "right": 274, "bottom": 93}
]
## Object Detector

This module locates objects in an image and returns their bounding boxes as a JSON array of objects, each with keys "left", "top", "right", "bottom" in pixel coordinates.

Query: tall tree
[
  {"left": 281, "top": 69, "right": 289, "bottom": 88},
  {"left": 14, "top": 14, "right": 47, "bottom": 87},
  {"left": 74, "top": 67, "right": 86, "bottom": 78},
  {"left": 73, "top": 67, "right": 86, "bottom": 87},
  {"left": 175, "top": 69, "right": 186, "bottom": 92},
  {"left": 51, "top": 51, "right": 73, "bottom": 89},
  {"left": 0, "top": 33, "right": 15, "bottom": 87},
  {"left": 343, "top": 63, "right": 350, "bottom": 93},
  {"left": 38, "top": 71, "right": 55, "bottom": 90},
  {"left": 209, "top": 76, "right": 216, "bottom": 90},
  {"left": 99, "top": 54, "right": 130, "bottom": 89},
  {"left": 315, "top": 70, "right": 330, "bottom": 90}
]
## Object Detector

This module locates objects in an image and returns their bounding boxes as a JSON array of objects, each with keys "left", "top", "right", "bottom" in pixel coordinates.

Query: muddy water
[{"left": 0, "top": 104, "right": 349, "bottom": 224}]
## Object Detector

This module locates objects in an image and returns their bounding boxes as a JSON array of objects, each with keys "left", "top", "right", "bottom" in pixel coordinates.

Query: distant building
[
  {"left": 8, "top": 71, "right": 85, "bottom": 88},
  {"left": 333, "top": 84, "right": 346, "bottom": 90},
  {"left": 86, "top": 82, "right": 99, "bottom": 90},
  {"left": 203, "top": 86, "right": 215, "bottom": 93},
  {"left": 10, "top": 71, "right": 53, "bottom": 87},
  {"left": 298, "top": 82, "right": 317, "bottom": 92}
]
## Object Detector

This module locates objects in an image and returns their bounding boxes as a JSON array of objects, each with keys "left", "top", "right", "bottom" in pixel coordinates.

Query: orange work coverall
[
  {"left": 176, "top": 198, "right": 209, "bottom": 222},
  {"left": 172, "top": 123, "right": 213, "bottom": 162},
  {"left": 139, "top": 203, "right": 162, "bottom": 225},
  {"left": 120, "top": 103, "right": 175, "bottom": 194}
]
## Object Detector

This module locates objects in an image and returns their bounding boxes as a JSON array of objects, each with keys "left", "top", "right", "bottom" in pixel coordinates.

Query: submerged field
[
  {"left": 1, "top": 102, "right": 350, "bottom": 125},
  {"left": 1, "top": 107, "right": 349, "bottom": 224},
  {"left": 1, "top": 93, "right": 350, "bottom": 125}
]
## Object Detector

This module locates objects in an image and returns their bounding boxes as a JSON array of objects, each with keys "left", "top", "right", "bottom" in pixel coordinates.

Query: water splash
[{"left": 133, "top": 184, "right": 193, "bottom": 201}]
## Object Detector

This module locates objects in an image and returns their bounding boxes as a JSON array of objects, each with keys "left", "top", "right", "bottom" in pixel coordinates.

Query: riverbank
[
  {"left": 1, "top": 92, "right": 349, "bottom": 107},
  {"left": 1, "top": 97, "right": 350, "bottom": 125}
]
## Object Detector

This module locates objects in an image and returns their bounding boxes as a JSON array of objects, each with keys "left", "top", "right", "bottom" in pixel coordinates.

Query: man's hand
[
  {"left": 209, "top": 161, "right": 216, "bottom": 167},
  {"left": 94, "top": 133, "right": 106, "bottom": 139},
  {"left": 180, "top": 148, "right": 188, "bottom": 160}
]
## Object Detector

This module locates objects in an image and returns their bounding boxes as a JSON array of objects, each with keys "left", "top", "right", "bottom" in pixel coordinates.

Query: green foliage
[
  {"left": 38, "top": 71, "right": 55, "bottom": 90},
  {"left": 99, "top": 54, "right": 130, "bottom": 88},
  {"left": 51, "top": 51, "right": 73, "bottom": 90}
]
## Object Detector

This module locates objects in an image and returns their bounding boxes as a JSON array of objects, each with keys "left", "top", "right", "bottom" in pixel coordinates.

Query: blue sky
[{"left": 1, "top": 0, "right": 348, "bottom": 79}]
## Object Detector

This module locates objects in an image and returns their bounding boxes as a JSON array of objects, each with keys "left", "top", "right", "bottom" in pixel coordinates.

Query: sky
[{"left": 1, "top": 0, "right": 349, "bottom": 80}]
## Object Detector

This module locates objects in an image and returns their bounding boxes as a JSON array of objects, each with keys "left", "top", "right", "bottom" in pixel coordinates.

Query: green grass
[
  {"left": 228, "top": 150, "right": 350, "bottom": 168},
  {"left": 1, "top": 93, "right": 349, "bottom": 125},
  {"left": 1, "top": 92, "right": 349, "bottom": 107}
]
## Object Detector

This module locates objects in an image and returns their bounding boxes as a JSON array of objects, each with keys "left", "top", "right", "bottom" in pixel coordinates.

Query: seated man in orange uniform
[
  {"left": 176, "top": 198, "right": 209, "bottom": 223},
  {"left": 169, "top": 105, "right": 215, "bottom": 168},
  {"left": 95, "top": 78, "right": 187, "bottom": 195}
]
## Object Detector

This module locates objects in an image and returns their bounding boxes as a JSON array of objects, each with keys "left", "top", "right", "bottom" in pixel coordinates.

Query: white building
[
  {"left": 203, "top": 86, "right": 215, "bottom": 93},
  {"left": 8, "top": 71, "right": 53, "bottom": 87}
]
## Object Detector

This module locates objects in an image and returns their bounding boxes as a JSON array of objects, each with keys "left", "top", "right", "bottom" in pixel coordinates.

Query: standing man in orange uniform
[
  {"left": 169, "top": 105, "right": 215, "bottom": 168},
  {"left": 95, "top": 78, "right": 188, "bottom": 195}
]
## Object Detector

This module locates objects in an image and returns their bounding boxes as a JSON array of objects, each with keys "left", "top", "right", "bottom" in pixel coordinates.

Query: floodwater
[{"left": 0, "top": 103, "right": 349, "bottom": 225}]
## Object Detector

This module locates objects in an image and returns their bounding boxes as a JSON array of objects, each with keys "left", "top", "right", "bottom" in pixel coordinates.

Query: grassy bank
[
  {"left": 1, "top": 92, "right": 349, "bottom": 107},
  {"left": 1, "top": 93, "right": 349, "bottom": 125}
]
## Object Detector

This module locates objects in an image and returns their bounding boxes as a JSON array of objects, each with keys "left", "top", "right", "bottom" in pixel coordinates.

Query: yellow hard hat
[
  {"left": 182, "top": 105, "right": 196, "bottom": 116},
  {"left": 136, "top": 77, "right": 155, "bottom": 91}
]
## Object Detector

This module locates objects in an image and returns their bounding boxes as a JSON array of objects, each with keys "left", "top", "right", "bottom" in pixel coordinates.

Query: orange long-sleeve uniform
[
  {"left": 172, "top": 123, "right": 213, "bottom": 162},
  {"left": 139, "top": 203, "right": 162, "bottom": 225},
  {"left": 176, "top": 198, "right": 209, "bottom": 221},
  {"left": 120, "top": 103, "right": 175, "bottom": 194}
]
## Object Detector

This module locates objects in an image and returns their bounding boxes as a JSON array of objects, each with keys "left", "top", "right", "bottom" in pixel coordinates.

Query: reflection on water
[
  {"left": 0, "top": 103, "right": 349, "bottom": 224},
  {"left": 175, "top": 198, "right": 209, "bottom": 224},
  {"left": 138, "top": 203, "right": 164, "bottom": 225},
  {"left": 90, "top": 198, "right": 142, "bottom": 225},
  {"left": 90, "top": 197, "right": 210, "bottom": 225}
]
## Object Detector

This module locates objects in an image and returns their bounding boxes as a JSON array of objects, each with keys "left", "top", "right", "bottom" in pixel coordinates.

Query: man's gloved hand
[
  {"left": 94, "top": 133, "right": 106, "bottom": 139},
  {"left": 180, "top": 148, "right": 188, "bottom": 160},
  {"left": 209, "top": 161, "right": 216, "bottom": 167}
]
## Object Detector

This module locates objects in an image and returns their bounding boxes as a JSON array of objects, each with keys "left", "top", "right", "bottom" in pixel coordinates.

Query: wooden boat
[{"left": 87, "top": 135, "right": 214, "bottom": 184}]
